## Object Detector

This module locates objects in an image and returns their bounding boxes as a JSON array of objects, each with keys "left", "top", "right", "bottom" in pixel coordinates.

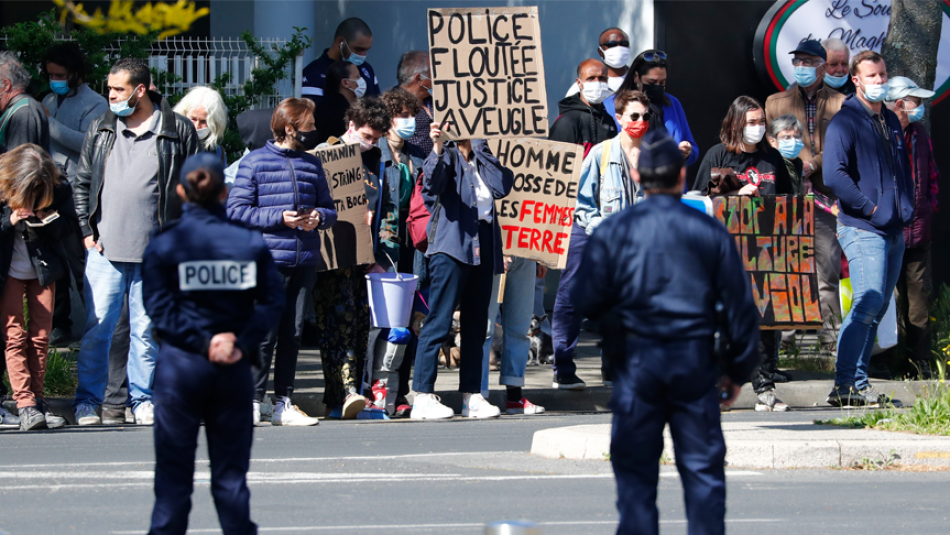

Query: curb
[{"left": 530, "top": 424, "right": 950, "bottom": 469}]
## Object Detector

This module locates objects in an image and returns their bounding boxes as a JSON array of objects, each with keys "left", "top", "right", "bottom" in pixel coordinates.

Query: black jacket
[
  {"left": 548, "top": 94, "right": 618, "bottom": 153},
  {"left": 74, "top": 91, "right": 199, "bottom": 239},
  {"left": 0, "top": 182, "right": 80, "bottom": 288}
]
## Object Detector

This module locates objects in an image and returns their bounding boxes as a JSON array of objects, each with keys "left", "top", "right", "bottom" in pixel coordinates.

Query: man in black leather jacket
[{"left": 72, "top": 57, "right": 198, "bottom": 427}]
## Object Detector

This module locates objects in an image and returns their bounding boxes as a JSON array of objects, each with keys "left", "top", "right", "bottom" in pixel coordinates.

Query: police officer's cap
[
  {"left": 638, "top": 131, "right": 683, "bottom": 175},
  {"left": 179, "top": 152, "right": 226, "bottom": 192}
]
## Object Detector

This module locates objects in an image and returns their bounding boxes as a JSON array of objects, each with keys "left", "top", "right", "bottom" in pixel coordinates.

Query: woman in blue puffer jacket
[{"left": 227, "top": 97, "right": 337, "bottom": 426}]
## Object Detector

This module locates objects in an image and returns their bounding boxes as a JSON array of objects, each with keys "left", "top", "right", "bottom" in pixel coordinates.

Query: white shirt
[{"left": 470, "top": 163, "right": 493, "bottom": 222}]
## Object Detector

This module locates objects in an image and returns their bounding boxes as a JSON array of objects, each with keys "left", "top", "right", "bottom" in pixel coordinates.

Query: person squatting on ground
[
  {"left": 411, "top": 121, "right": 514, "bottom": 420},
  {"left": 551, "top": 89, "right": 652, "bottom": 391},
  {"left": 72, "top": 57, "right": 199, "bottom": 427},
  {"left": 573, "top": 130, "right": 760, "bottom": 535},
  {"left": 143, "top": 152, "right": 284, "bottom": 535},
  {"left": 228, "top": 97, "right": 337, "bottom": 427},
  {"left": 0, "top": 144, "right": 76, "bottom": 430}
]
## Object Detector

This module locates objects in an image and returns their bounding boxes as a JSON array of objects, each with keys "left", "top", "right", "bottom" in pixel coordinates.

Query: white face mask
[
  {"left": 607, "top": 76, "right": 625, "bottom": 92},
  {"left": 346, "top": 124, "right": 374, "bottom": 152},
  {"left": 196, "top": 127, "right": 210, "bottom": 140},
  {"left": 743, "top": 125, "right": 766, "bottom": 145},
  {"left": 353, "top": 77, "right": 367, "bottom": 98},
  {"left": 601, "top": 46, "right": 631, "bottom": 69},
  {"left": 580, "top": 81, "right": 610, "bottom": 105},
  {"left": 861, "top": 80, "right": 889, "bottom": 103}
]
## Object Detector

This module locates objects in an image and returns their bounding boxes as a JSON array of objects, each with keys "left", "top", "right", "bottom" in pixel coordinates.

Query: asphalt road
[{"left": 1, "top": 410, "right": 948, "bottom": 534}]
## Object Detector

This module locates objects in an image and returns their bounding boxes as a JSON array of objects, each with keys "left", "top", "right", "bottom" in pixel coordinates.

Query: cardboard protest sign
[
  {"left": 309, "top": 143, "right": 375, "bottom": 271},
  {"left": 427, "top": 6, "right": 548, "bottom": 141},
  {"left": 712, "top": 195, "right": 821, "bottom": 329},
  {"left": 489, "top": 138, "right": 580, "bottom": 269}
]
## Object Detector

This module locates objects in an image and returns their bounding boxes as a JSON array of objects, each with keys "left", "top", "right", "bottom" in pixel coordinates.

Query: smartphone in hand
[
  {"left": 296, "top": 206, "right": 315, "bottom": 218},
  {"left": 24, "top": 211, "right": 60, "bottom": 228}
]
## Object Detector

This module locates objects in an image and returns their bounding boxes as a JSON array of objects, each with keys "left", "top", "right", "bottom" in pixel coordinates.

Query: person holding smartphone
[{"left": 227, "top": 97, "right": 337, "bottom": 426}]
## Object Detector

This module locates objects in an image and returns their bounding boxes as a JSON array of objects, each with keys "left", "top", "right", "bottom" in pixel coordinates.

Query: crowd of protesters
[{"left": 0, "top": 15, "right": 938, "bottom": 430}]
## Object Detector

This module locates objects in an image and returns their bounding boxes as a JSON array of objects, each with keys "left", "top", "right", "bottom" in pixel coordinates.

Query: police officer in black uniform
[
  {"left": 573, "top": 131, "right": 760, "bottom": 535},
  {"left": 142, "top": 152, "right": 285, "bottom": 535}
]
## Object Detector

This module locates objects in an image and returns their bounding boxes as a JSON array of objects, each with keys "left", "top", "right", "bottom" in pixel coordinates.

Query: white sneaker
[
  {"left": 252, "top": 401, "right": 261, "bottom": 426},
  {"left": 410, "top": 393, "right": 454, "bottom": 420},
  {"left": 134, "top": 401, "right": 155, "bottom": 425},
  {"left": 0, "top": 406, "right": 20, "bottom": 428},
  {"left": 342, "top": 394, "right": 367, "bottom": 419},
  {"left": 462, "top": 393, "right": 501, "bottom": 419},
  {"left": 755, "top": 390, "right": 790, "bottom": 412},
  {"left": 75, "top": 403, "right": 100, "bottom": 426},
  {"left": 273, "top": 397, "right": 319, "bottom": 426}
]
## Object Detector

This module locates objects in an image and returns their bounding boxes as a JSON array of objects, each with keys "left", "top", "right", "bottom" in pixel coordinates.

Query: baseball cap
[
  {"left": 789, "top": 40, "right": 827, "bottom": 62},
  {"left": 886, "top": 76, "right": 935, "bottom": 101}
]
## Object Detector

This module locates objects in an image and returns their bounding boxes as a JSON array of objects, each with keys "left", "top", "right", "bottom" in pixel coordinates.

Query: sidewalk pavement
[
  {"left": 530, "top": 420, "right": 950, "bottom": 469},
  {"left": 34, "top": 331, "right": 936, "bottom": 423}
]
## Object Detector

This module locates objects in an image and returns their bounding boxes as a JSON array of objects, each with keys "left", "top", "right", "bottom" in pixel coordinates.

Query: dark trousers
[
  {"left": 896, "top": 245, "right": 931, "bottom": 362},
  {"left": 105, "top": 298, "right": 131, "bottom": 408},
  {"left": 414, "top": 224, "right": 495, "bottom": 393},
  {"left": 254, "top": 265, "right": 317, "bottom": 401},
  {"left": 52, "top": 228, "right": 87, "bottom": 333},
  {"left": 611, "top": 338, "right": 725, "bottom": 535},
  {"left": 149, "top": 344, "right": 256, "bottom": 535},
  {"left": 551, "top": 223, "right": 589, "bottom": 377},
  {"left": 751, "top": 331, "right": 780, "bottom": 394}
]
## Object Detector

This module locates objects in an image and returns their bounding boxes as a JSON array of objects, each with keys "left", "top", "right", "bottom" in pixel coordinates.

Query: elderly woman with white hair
[{"left": 173, "top": 86, "right": 229, "bottom": 164}]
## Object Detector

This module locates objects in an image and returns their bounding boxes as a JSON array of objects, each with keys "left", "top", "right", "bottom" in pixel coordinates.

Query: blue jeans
[
  {"left": 481, "top": 257, "right": 536, "bottom": 397},
  {"left": 551, "top": 223, "right": 588, "bottom": 376},
  {"left": 75, "top": 250, "right": 157, "bottom": 410},
  {"left": 836, "top": 224, "right": 904, "bottom": 389}
]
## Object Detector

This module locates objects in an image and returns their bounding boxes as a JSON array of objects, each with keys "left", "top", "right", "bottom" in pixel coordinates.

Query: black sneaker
[
  {"left": 18, "top": 406, "right": 47, "bottom": 431},
  {"left": 553, "top": 373, "right": 587, "bottom": 391},
  {"left": 36, "top": 398, "right": 66, "bottom": 429},
  {"left": 101, "top": 405, "right": 127, "bottom": 426},
  {"left": 826, "top": 384, "right": 862, "bottom": 407},
  {"left": 770, "top": 370, "right": 792, "bottom": 383},
  {"left": 48, "top": 327, "right": 72, "bottom": 348}
]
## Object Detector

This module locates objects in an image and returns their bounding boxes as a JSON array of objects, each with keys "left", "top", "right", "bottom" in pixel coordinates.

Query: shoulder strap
[{"left": 600, "top": 138, "right": 612, "bottom": 177}]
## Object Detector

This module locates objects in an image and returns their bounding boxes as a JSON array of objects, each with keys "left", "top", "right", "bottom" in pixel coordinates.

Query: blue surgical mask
[
  {"left": 861, "top": 81, "right": 888, "bottom": 103},
  {"left": 907, "top": 106, "right": 925, "bottom": 123},
  {"left": 394, "top": 117, "right": 416, "bottom": 140},
  {"left": 110, "top": 85, "right": 142, "bottom": 118},
  {"left": 794, "top": 66, "right": 818, "bottom": 88},
  {"left": 341, "top": 40, "right": 366, "bottom": 67},
  {"left": 777, "top": 138, "right": 804, "bottom": 160},
  {"left": 824, "top": 73, "right": 848, "bottom": 89},
  {"left": 49, "top": 79, "right": 70, "bottom": 95}
]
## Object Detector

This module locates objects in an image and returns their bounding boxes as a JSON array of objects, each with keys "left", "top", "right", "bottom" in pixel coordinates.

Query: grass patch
[
  {"left": 2, "top": 348, "right": 77, "bottom": 399},
  {"left": 815, "top": 383, "right": 950, "bottom": 436}
]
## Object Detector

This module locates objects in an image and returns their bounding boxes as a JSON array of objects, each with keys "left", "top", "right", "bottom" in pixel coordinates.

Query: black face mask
[
  {"left": 295, "top": 129, "right": 320, "bottom": 151},
  {"left": 642, "top": 83, "right": 665, "bottom": 103}
]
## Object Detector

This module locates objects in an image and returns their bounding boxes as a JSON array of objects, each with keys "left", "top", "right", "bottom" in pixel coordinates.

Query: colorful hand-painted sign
[
  {"left": 754, "top": 0, "right": 950, "bottom": 104},
  {"left": 712, "top": 195, "right": 822, "bottom": 329}
]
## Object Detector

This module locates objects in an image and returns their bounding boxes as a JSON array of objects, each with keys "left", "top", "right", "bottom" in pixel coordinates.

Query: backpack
[{"left": 407, "top": 173, "right": 441, "bottom": 253}]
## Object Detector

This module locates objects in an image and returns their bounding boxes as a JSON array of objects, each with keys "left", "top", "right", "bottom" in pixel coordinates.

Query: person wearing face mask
[
  {"left": 72, "top": 58, "right": 199, "bottom": 427},
  {"left": 302, "top": 18, "right": 380, "bottom": 106},
  {"left": 606, "top": 50, "right": 699, "bottom": 168},
  {"left": 565, "top": 28, "right": 631, "bottom": 98},
  {"left": 173, "top": 86, "right": 229, "bottom": 165},
  {"left": 314, "top": 62, "right": 364, "bottom": 145},
  {"left": 312, "top": 97, "right": 396, "bottom": 419},
  {"left": 695, "top": 97, "right": 793, "bottom": 413},
  {"left": 396, "top": 50, "right": 435, "bottom": 155},
  {"left": 549, "top": 59, "right": 618, "bottom": 154},
  {"left": 0, "top": 52, "right": 49, "bottom": 153},
  {"left": 823, "top": 38, "right": 854, "bottom": 97},
  {"left": 765, "top": 40, "right": 845, "bottom": 356},
  {"left": 227, "top": 97, "right": 337, "bottom": 427},
  {"left": 884, "top": 76, "right": 938, "bottom": 379},
  {"left": 822, "top": 51, "right": 914, "bottom": 407},
  {"left": 39, "top": 44, "right": 108, "bottom": 350},
  {"left": 550, "top": 90, "right": 653, "bottom": 391}
]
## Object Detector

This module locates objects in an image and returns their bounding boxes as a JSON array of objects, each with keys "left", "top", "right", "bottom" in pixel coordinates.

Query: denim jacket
[
  {"left": 575, "top": 133, "right": 641, "bottom": 235},
  {"left": 421, "top": 140, "right": 514, "bottom": 274}
]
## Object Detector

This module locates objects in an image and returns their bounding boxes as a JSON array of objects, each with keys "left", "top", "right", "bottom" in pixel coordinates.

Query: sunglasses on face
[
  {"left": 641, "top": 50, "right": 667, "bottom": 63},
  {"left": 627, "top": 112, "right": 652, "bottom": 122},
  {"left": 600, "top": 40, "right": 630, "bottom": 49}
]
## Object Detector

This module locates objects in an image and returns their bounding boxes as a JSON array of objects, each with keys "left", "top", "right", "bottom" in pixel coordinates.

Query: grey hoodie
[{"left": 43, "top": 84, "right": 108, "bottom": 182}]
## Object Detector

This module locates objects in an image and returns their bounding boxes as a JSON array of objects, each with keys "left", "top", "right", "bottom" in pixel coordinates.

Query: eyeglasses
[
  {"left": 791, "top": 57, "right": 824, "bottom": 67},
  {"left": 627, "top": 112, "right": 652, "bottom": 122},
  {"left": 641, "top": 50, "right": 667, "bottom": 63},
  {"left": 600, "top": 40, "right": 630, "bottom": 49}
]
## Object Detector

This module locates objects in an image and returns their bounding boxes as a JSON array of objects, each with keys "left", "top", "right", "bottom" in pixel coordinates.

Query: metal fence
[{"left": 0, "top": 35, "right": 303, "bottom": 108}]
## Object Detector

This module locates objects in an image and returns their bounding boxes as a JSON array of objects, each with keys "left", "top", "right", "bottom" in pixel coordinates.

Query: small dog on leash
[{"left": 527, "top": 314, "right": 553, "bottom": 366}]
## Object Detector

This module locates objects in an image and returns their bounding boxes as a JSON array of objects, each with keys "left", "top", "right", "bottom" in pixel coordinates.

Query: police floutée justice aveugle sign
[
  {"left": 713, "top": 195, "right": 822, "bottom": 329},
  {"left": 489, "top": 138, "right": 580, "bottom": 269},
  {"left": 428, "top": 6, "right": 549, "bottom": 140}
]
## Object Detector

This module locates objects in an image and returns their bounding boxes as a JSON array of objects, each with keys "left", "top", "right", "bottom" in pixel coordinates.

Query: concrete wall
[{"left": 211, "top": 0, "right": 654, "bottom": 122}]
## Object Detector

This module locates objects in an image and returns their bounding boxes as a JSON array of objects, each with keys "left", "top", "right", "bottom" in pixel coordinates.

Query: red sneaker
[
  {"left": 370, "top": 380, "right": 387, "bottom": 409},
  {"left": 506, "top": 398, "right": 545, "bottom": 415}
]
